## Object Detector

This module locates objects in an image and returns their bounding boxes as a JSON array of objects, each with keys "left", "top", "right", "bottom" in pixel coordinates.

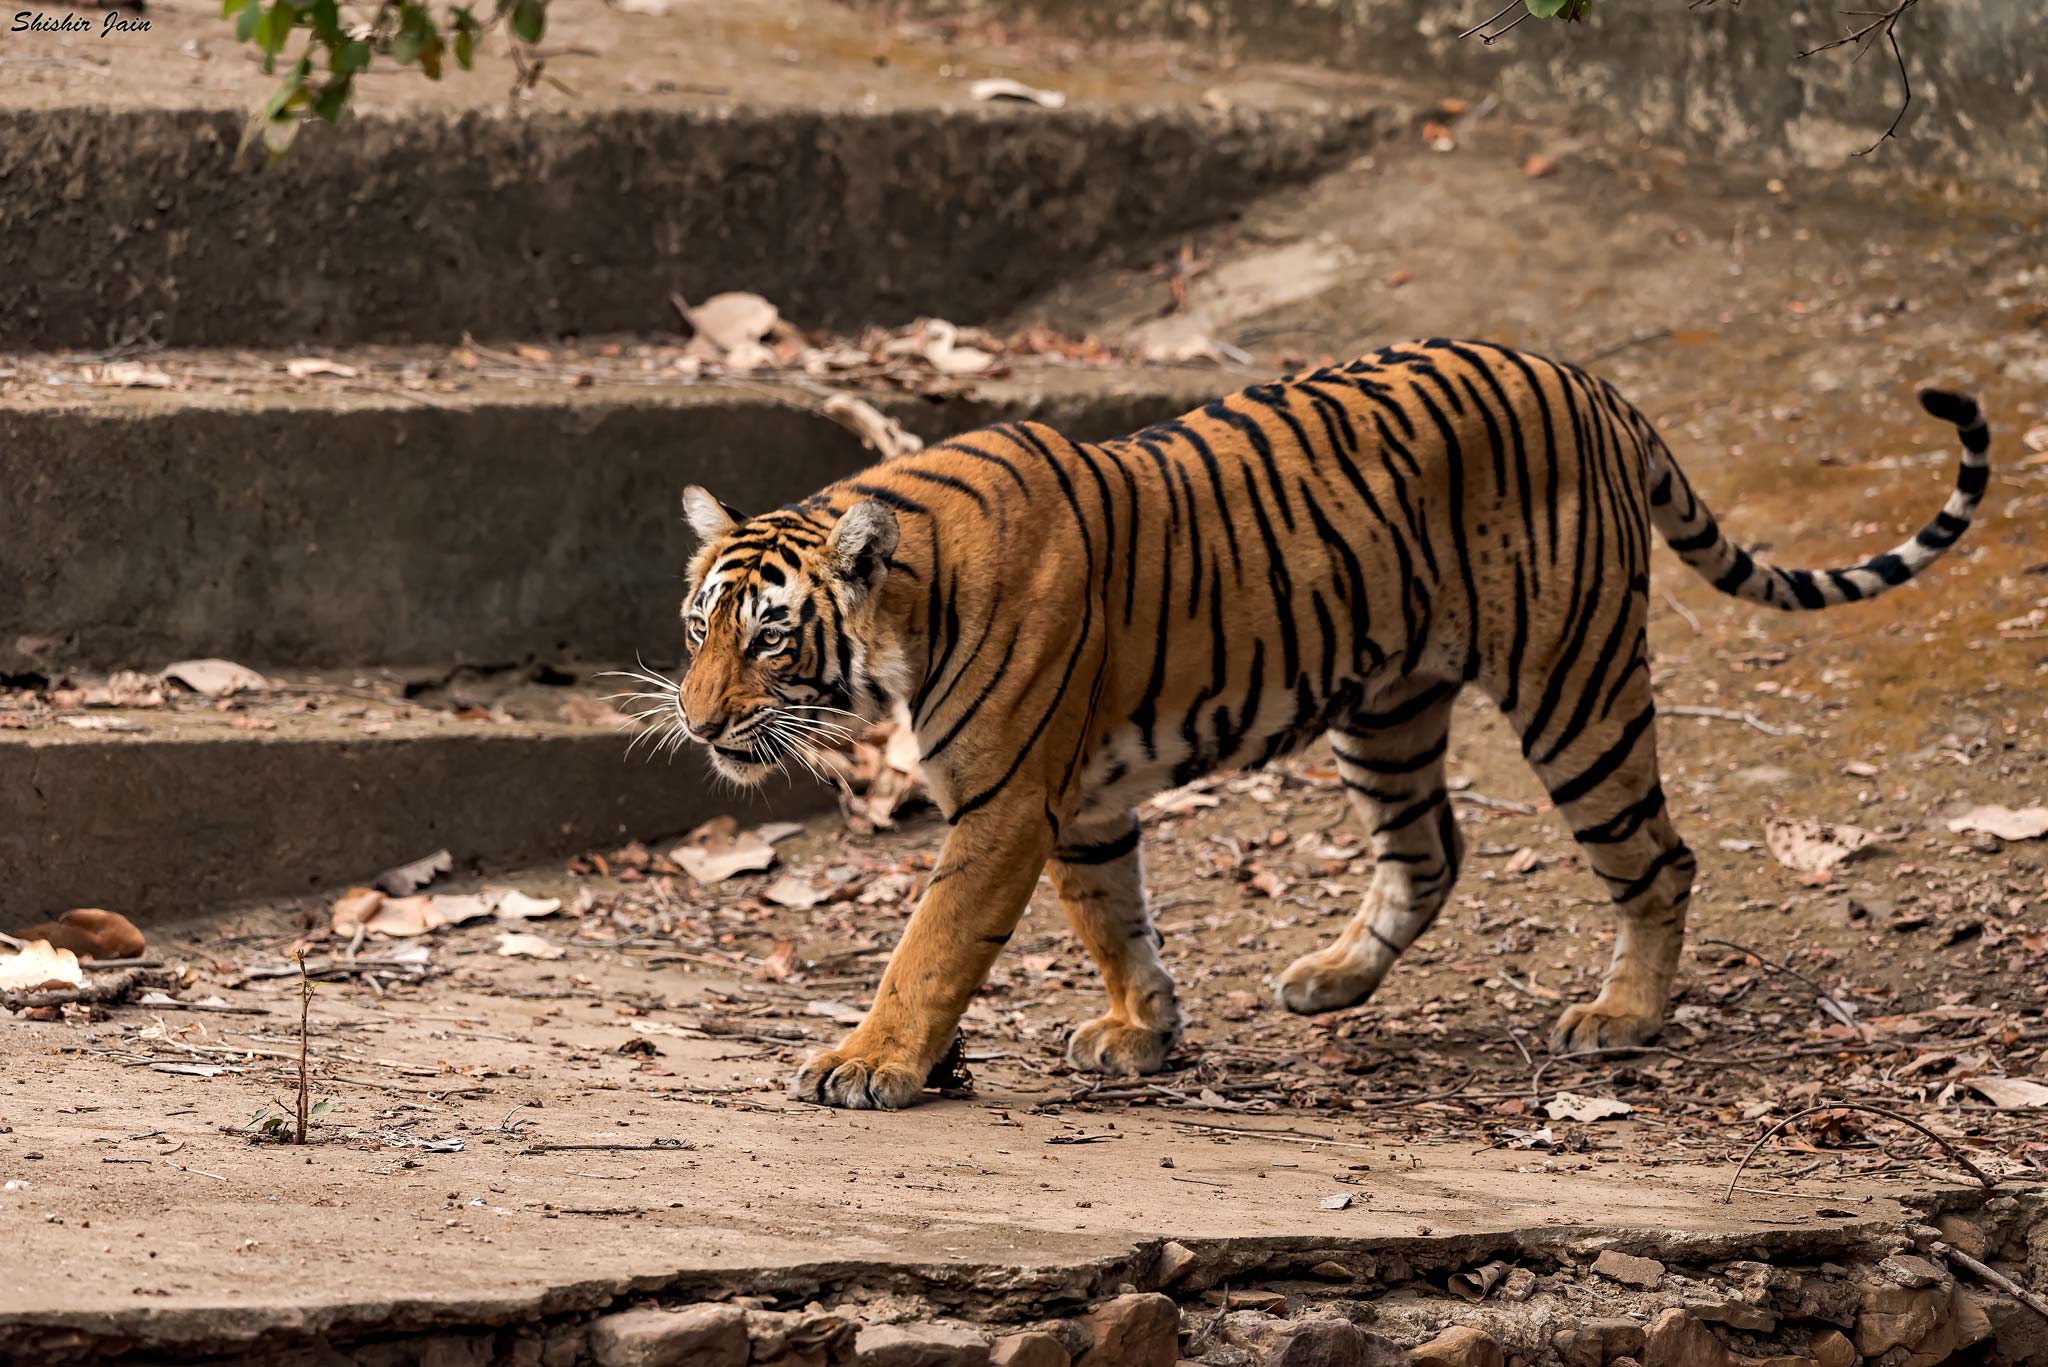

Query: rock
[
  {"left": 1643, "top": 1309, "right": 1728, "bottom": 1367},
  {"left": 855, "top": 1321, "right": 992, "bottom": 1367},
  {"left": 1805, "top": 1331, "right": 1852, "bottom": 1367},
  {"left": 1933, "top": 1213, "right": 1989, "bottom": 1261},
  {"left": 1501, "top": 1268, "right": 1538, "bottom": 1302},
  {"left": 1202, "top": 1290, "right": 1288, "bottom": 1314},
  {"left": 1692, "top": 1302, "right": 1778, "bottom": 1334},
  {"left": 1585, "top": 1319, "right": 1647, "bottom": 1359},
  {"left": 1411, "top": 1327, "right": 1502, "bottom": 1367},
  {"left": 1157, "top": 1242, "right": 1201, "bottom": 1288},
  {"left": 590, "top": 1305, "right": 750, "bottom": 1367},
  {"left": 1077, "top": 1294, "right": 1179, "bottom": 1367},
  {"left": 1984, "top": 1288, "right": 2048, "bottom": 1361},
  {"left": 1878, "top": 1255, "right": 1947, "bottom": 1290},
  {"left": 1218, "top": 1314, "right": 1408, "bottom": 1367},
  {"left": 1950, "top": 1288, "right": 1992, "bottom": 1348},
  {"left": 993, "top": 1332, "right": 1072, "bottom": 1367},
  {"left": 1854, "top": 1282, "right": 1949, "bottom": 1357},
  {"left": 1310, "top": 1262, "right": 1356, "bottom": 1282},
  {"left": 1551, "top": 1329, "right": 1600, "bottom": 1367},
  {"left": 540, "top": 1324, "right": 587, "bottom": 1367},
  {"left": 1593, "top": 1250, "right": 1666, "bottom": 1291}
]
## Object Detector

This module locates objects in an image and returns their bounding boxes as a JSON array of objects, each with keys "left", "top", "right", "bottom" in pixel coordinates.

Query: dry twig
[
  {"left": 1722, "top": 1102, "right": 1996, "bottom": 1202},
  {"left": 1934, "top": 1240, "right": 2048, "bottom": 1322},
  {"left": 1799, "top": 0, "right": 1924, "bottom": 155}
]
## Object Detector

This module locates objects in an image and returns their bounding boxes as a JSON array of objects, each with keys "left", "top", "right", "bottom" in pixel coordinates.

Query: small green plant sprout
[
  {"left": 238, "top": 952, "right": 333, "bottom": 1144},
  {"left": 222, "top": 0, "right": 551, "bottom": 157},
  {"left": 248, "top": 1098, "right": 336, "bottom": 1139}
]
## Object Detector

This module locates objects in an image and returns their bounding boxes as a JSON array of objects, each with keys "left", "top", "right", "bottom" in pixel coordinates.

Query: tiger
[{"left": 656, "top": 338, "right": 1991, "bottom": 1110}]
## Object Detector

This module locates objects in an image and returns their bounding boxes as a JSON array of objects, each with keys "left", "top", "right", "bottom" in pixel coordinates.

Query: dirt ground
[
  {"left": 0, "top": 0, "right": 1385, "bottom": 115},
  {"left": 5, "top": 9, "right": 2048, "bottom": 1358}
]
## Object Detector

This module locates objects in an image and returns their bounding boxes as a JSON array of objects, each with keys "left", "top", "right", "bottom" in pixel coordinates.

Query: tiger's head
[{"left": 665, "top": 487, "right": 907, "bottom": 785}]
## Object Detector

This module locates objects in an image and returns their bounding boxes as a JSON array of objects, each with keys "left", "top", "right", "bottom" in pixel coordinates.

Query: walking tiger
[{"left": 646, "top": 339, "right": 1990, "bottom": 1110}]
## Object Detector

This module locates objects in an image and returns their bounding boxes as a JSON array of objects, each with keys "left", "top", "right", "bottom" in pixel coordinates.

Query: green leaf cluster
[{"left": 223, "top": 1, "right": 548, "bottom": 156}]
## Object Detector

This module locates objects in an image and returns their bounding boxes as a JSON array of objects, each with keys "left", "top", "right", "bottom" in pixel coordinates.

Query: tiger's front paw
[
  {"left": 1066, "top": 1015, "right": 1177, "bottom": 1076},
  {"left": 1274, "top": 949, "right": 1382, "bottom": 1015},
  {"left": 789, "top": 1036, "right": 929, "bottom": 1110},
  {"left": 1550, "top": 996, "right": 1664, "bottom": 1054}
]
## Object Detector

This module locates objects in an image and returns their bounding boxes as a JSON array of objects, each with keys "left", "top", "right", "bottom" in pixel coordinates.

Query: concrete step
[
  {"left": 0, "top": 1, "right": 1397, "bottom": 348},
  {"left": 0, "top": 663, "right": 797, "bottom": 925},
  {"left": 0, "top": 350, "right": 1219, "bottom": 674}
]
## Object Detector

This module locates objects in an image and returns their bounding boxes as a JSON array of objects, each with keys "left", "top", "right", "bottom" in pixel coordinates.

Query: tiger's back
[{"left": 670, "top": 339, "right": 1990, "bottom": 1110}]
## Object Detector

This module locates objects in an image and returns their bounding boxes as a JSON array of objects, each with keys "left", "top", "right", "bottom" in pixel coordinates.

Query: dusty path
[{"left": 4, "top": 12, "right": 2047, "bottom": 1363}]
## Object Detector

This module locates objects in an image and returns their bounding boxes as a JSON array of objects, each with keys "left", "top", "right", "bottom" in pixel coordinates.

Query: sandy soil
[{"left": 4, "top": 12, "right": 2047, "bottom": 1353}]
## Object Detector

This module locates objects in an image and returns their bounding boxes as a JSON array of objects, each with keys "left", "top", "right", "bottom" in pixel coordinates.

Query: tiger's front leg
[{"left": 790, "top": 795, "right": 1052, "bottom": 1110}]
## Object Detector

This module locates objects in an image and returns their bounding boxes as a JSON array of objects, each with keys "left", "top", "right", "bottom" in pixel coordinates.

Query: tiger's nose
[{"left": 681, "top": 709, "right": 723, "bottom": 743}]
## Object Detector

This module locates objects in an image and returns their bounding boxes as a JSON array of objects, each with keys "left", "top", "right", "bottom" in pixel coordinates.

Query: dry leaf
[
  {"left": 491, "top": 891, "right": 562, "bottom": 921},
  {"left": 1319, "top": 1193, "right": 1353, "bottom": 1211},
  {"left": 1504, "top": 847, "right": 1543, "bottom": 875},
  {"left": 0, "top": 939, "right": 85, "bottom": 992},
  {"left": 162, "top": 658, "right": 270, "bottom": 697},
  {"left": 764, "top": 874, "right": 830, "bottom": 910},
  {"left": 362, "top": 896, "right": 435, "bottom": 937},
  {"left": 9, "top": 909, "right": 144, "bottom": 960},
  {"left": 377, "top": 849, "right": 452, "bottom": 896},
  {"left": 496, "top": 932, "right": 565, "bottom": 960},
  {"left": 820, "top": 391, "right": 924, "bottom": 460},
  {"left": 1543, "top": 1092, "right": 1633, "bottom": 1122},
  {"left": 87, "top": 361, "right": 174, "bottom": 389},
  {"left": 1946, "top": 805, "right": 2048, "bottom": 842},
  {"left": 682, "top": 292, "right": 778, "bottom": 352},
  {"left": 1764, "top": 818, "right": 1882, "bottom": 876},
  {"left": 671, "top": 819, "right": 778, "bottom": 885},
  {"left": 59, "top": 716, "right": 145, "bottom": 732},
  {"left": 330, "top": 887, "right": 385, "bottom": 934},
  {"left": 757, "top": 939, "right": 799, "bottom": 981},
  {"left": 968, "top": 77, "right": 1067, "bottom": 108},
  {"left": 284, "top": 357, "right": 360, "bottom": 379},
  {"left": 1966, "top": 1077, "right": 2048, "bottom": 1108},
  {"left": 561, "top": 695, "right": 629, "bottom": 727},
  {"left": 427, "top": 894, "right": 496, "bottom": 926},
  {"left": 1520, "top": 153, "right": 1559, "bottom": 178}
]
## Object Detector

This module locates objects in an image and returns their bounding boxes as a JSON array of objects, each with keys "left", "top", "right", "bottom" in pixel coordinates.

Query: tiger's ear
[
  {"left": 682, "top": 486, "right": 743, "bottom": 543},
  {"left": 824, "top": 499, "right": 899, "bottom": 589}
]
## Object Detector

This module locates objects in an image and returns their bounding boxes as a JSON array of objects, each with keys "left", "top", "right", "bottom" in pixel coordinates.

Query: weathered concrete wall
[
  {"left": 0, "top": 381, "right": 1206, "bottom": 673},
  {"left": 0, "top": 105, "right": 1383, "bottom": 349},
  {"left": 882, "top": 0, "right": 2047, "bottom": 187}
]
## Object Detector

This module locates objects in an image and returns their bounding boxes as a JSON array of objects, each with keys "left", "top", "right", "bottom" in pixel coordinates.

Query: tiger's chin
[{"left": 704, "top": 744, "right": 776, "bottom": 786}]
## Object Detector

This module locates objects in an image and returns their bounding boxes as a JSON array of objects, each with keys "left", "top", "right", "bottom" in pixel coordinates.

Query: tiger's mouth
[{"left": 707, "top": 738, "right": 778, "bottom": 785}]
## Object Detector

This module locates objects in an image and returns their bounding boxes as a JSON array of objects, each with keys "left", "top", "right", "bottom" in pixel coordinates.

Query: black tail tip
[{"left": 1919, "top": 387, "right": 1981, "bottom": 428}]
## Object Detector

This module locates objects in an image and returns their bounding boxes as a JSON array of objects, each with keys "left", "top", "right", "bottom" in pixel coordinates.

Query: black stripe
[{"left": 1058, "top": 825, "right": 1141, "bottom": 865}]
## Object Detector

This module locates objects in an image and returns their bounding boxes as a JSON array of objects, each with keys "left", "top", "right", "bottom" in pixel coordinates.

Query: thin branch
[
  {"left": 1934, "top": 1240, "right": 2048, "bottom": 1322},
  {"left": 1721, "top": 1102, "right": 1996, "bottom": 1202},
  {"left": 1458, "top": 0, "right": 1523, "bottom": 41},
  {"left": 1798, "top": 0, "right": 1923, "bottom": 155},
  {"left": 1663, "top": 704, "right": 1791, "bottom": 736},
  {"left": 1696, "top": 938, "right": 1866, "bottom": 1037}
]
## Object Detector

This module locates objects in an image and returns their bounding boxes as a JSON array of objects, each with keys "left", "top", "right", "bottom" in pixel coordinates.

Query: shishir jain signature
[{"left": 11, "top": 9, "right": 151, "bottom": 36}]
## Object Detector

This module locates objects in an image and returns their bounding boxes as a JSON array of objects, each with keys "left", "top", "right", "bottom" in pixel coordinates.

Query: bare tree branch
[{"left": 1798, "top": 0, "right": 1924, "bottom": 155}]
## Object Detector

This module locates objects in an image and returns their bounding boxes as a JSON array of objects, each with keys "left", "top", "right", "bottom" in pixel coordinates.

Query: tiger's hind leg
[
  {"left": 1276, "top": 680, "right": 1465, "bottom": 1014},
  {"left": 1506, "top": 631, "right": 1696, "bottom": 1053},
  {"left": 1052, "top": 815, "right": 1184, "bottom": 1076}
]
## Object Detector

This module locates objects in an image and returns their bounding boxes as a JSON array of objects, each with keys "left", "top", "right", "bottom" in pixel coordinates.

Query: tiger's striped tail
[{"left": 1650, "top": 388, "right": 1991, "bottom": 610}]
